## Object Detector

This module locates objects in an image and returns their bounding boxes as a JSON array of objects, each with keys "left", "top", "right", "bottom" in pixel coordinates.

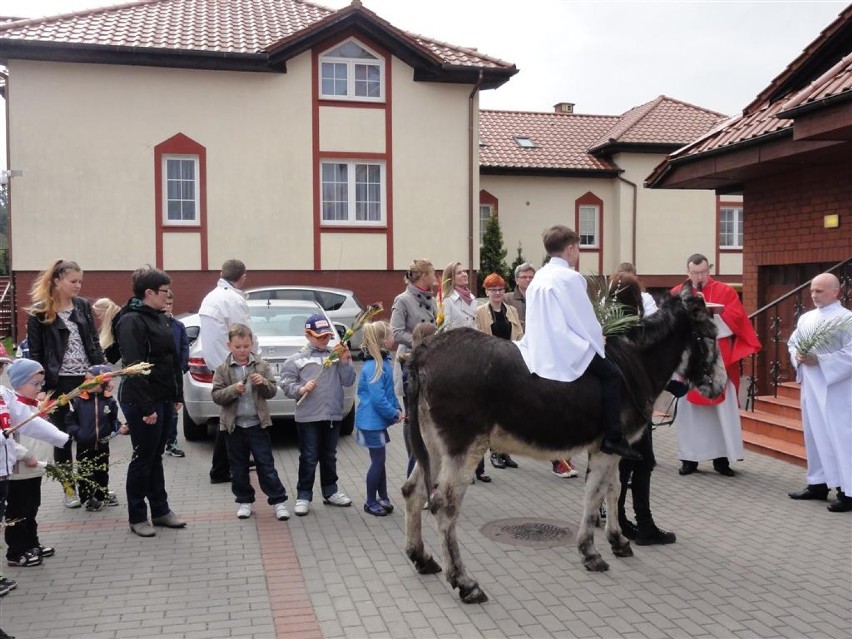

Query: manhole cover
[{"left": 480, "top": 518, "right": 576, "bottom": 548}]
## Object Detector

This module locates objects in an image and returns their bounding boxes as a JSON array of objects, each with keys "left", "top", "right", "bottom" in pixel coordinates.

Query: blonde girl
[
  {"left": 92, "top": 297, "right": 121, "bottom": 364},
  {"left": 25, "top": 259, "right": 104, "bottom": 508},
  {"left": 355, "top": 321, "right": 402, "bottom": 516}
]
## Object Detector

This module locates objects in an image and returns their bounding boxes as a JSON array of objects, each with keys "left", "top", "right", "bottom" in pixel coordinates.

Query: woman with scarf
[{"left": 390, "top": 259, "right": 437, "bottom": 476}]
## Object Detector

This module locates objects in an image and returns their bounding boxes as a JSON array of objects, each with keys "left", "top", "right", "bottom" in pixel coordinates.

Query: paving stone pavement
[{"left": 1, "top": 418, "right": 849, "bottom": 638}]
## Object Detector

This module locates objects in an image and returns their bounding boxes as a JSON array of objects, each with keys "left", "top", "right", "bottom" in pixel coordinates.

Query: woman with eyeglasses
[
  {"left": 115, "top": 266, "right": 186, "bottom": 537},
  {"left": 475, "top": 273, "right": 524, "bottom": 473},
  {"left": 25, "top": 259, "right": 104, "bottom": 508}
]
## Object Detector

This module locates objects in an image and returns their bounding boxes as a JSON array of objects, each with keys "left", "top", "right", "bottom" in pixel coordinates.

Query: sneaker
[
  {"left": 165, "top": 444, "right": 186, "bottom": 458},
  {"left": 85, "top": 498, "right": 105, "bottom": 512},
  {"left": 63, "top": 492, "right": 82, "bottom": 509},
  {"left": 323, "top": 492, "right": 352, "bottom": 507},
  {"left": 34, "top": 545, "right": 55, "bottom": 558},
  {"left": 552, "top": 460, "right": 578, "bottom": 478},
  {"left": 377, "top": 499, "right": 394, "bottom": 513},
  {"left": 274, "top": 503, "right": 290, "bottom": 521},
  {"left": 7, "top": 550, "right": 42, "bottom": 567},
  {"left": 0, "top": 576, "right": 17, "bottom": 597},
  {"left": 363, "top": 502, "right": 387, "bottom": 517},
  {"left": 237, "top": 503, "right": 252, "bottom": 519},
  {"left": 294, "top": 499, "right": 310, "bottom": 517},
  {"left": 106, "top": 492, "right": 119, "bottom": 507}
]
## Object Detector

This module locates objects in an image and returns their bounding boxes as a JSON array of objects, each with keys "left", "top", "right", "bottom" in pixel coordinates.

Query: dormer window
[
  {"left": 320, "top": 39, "right": 384, "bottom": 102},
  {"left": 514, "top": 136, "right": 536, "bottom": 148}
]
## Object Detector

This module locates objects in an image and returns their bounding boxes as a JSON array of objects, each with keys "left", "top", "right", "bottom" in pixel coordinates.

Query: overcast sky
[{"left": 1, "top": 0, "right": 848, "bottom": 167}]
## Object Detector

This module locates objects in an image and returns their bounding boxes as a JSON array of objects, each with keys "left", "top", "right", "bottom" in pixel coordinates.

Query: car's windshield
[{"left": 249, "top": 308, "right": 318, "bottom": 337}]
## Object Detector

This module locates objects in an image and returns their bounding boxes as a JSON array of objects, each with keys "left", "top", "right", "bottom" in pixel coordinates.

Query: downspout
[
  {"left": 468, "top": 70, "right": 484, "bottom": 294},
  {"left": 617, "top": 175, "right": 638, "bottom": 267}
]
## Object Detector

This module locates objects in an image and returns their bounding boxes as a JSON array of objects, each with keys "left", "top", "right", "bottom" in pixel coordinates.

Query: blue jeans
[
  {"left": 166, "top": 408, "right": 179, "bottom": 447},
  {"left": 296, "top": 420, "right": 341, "bottom": 501},
  {"left": 226, "top": 426, "right": 287, "bottom": 505},
  {"left": 122, "top": 402, "right": 173, "bottom": 525}
]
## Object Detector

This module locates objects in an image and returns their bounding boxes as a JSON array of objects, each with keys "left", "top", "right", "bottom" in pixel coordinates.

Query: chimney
[{"left": 554, "top": 102, "right": 575, "bottom": 114}]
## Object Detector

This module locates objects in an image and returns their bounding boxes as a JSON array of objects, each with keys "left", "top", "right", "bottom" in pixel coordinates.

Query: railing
[
  {"left": 744, "top": 257, "right": 852, "bottom": 409},
  {"left": 0, "top": 276, "right": 12, "bottom": 339}
]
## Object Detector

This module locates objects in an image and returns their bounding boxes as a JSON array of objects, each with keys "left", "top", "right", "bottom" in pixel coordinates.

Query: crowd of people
[{"left": 0, "top": 243, "right": 848, "bottom": 639}]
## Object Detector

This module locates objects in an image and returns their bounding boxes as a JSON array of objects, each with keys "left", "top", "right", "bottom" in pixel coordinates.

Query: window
[
  {"left": 319, "top": 39, "right": 383, "bottom": 101},
  {"left": 321, "top": 160, "right": 385, "bottom": 225},
  {"left": 720, "top": 205, "right": 743, "bottom": 249},
  {"left": 163, "top": 155, "right": 199, "bottom": 224},
  {"left": 479, "top": 204, "right": 493, "bottom": 244},
  {"left": 514, "top": 136, "right": 536, "bottom": 148},
  {"left": 578, "top": 204, "right": 599, "bottom": 248}
]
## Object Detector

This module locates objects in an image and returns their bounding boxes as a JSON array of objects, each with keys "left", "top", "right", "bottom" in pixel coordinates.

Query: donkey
[{"left": 401, "top": 292, "right": 727, "bottom": 603}]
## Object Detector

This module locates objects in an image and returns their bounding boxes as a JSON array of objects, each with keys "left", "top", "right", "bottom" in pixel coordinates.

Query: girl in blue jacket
[{"left": 356, "top": 321, "right": 402, "bottom": 516}]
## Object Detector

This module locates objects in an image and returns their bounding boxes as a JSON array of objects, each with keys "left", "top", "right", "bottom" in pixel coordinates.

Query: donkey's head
[{"left": 676, "top": 293, "right": 727, "bottom": 398}]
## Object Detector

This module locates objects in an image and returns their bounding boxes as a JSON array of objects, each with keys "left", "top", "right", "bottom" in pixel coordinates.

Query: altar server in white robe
[
  {"left": 787, "top": 273, "right": 852, "bottom": 513},
  {"left": 517, "top": 225, "right": 639, "bottom": 460}
]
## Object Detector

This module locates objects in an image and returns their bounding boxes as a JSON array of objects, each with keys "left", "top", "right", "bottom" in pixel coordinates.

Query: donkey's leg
[
  {"left": 604, "top": 463, "right": 634, "bottom": 558},
  {"left": 577, "top": 451, "right": 618, "bottom": 571},
  {"left": 432, "top": 452, "right": 488, "bottom": 603},
  {"left": 402, "top": 461, "right": 441, "bottom": 575}
]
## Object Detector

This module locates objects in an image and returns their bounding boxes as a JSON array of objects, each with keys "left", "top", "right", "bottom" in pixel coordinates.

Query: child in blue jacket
[{"left": 355, "top": 321, "right": 402, "bottom": 516}]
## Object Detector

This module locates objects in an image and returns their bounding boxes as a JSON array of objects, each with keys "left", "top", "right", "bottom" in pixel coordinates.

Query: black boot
[
  {"left": 789, "top": 483, "right": 829, "bottom": 500},
  {"left": 678, "top": 460, "right": 698, "bottom": 476},
  {"left": 489, "top": 452, "right": 506, "bottom": 469},
  {"left": 634, "top": 522, "right": 677, "bottom": 546},
  {"left": 501, "top": 454, "right": 519, "bottom": 469},
  {"left": 475, "top": 458, "right": 491, "bottom": 483},
  {"left": 631, "top": 443, "right": 675, "bottom": 545},
  {"left": 713, "top": 457, "right": 735, "bottom": 477},
  {"left": 827, "top": 489, "right": 852, "bottom": 512}
]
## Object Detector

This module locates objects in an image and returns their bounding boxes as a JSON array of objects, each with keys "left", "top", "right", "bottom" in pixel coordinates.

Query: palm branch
[
  {"left": 584, "top": 274, "right": 641, "bottom": 336},
  {"left": 793, "top": 315, "right": 852, "bottom": 357}
]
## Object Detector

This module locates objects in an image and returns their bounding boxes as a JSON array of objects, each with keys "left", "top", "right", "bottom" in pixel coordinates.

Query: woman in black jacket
[
  {"left": 26, "top": 259, "right": 104, "bottom": 508},
  {"left": 116, "top": 266, "right": 185, "bottom": 538}
]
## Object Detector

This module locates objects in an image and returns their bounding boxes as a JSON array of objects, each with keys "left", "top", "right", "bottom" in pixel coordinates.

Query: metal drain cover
[{"left": 480, "top": 518, "right": 576, "bottom": 548}]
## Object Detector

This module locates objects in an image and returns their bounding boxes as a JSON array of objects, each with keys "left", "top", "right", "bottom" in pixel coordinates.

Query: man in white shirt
[
  {"left": 518, "top": 225, "right": 640, "bottom": 460},
  {"left": 199, "top": 259, "right": 253, "bottom": 483},
  {"left": 787, "top": 273, "right": 852, "bottom": 512}
]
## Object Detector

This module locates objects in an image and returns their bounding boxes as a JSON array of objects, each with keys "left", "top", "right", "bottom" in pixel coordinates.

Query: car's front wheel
[
  {"left": 182, "top": 406, "right": 208, "bottom": 441},
  {"left": 340, "top": 407, "right": 355, "bottom": 436}
]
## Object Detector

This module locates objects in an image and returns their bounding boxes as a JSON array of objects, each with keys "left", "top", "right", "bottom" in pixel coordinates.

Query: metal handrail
[
  {"left": 0, "top": 280, "right": 10, "bottom": 305},
  {"left": 743, "top": 256, "right": 852, "bottom": 409}
]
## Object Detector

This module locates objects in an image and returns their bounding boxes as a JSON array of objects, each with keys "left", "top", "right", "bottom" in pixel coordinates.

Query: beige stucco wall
[
  {"left": 7, "top": 56, "right": 314, "bottom": 272},
  {"left": 390, "top": 58, "right": 476, "bottom": 271},
  {"left": 8, "top": 53, "right": 478, "bottom": 274},
  {"left": 479, "top": 174, "right": 616, "bottom": 273},
  {"left": 615, "top": 153, "right": 741, "bottom": 277}
]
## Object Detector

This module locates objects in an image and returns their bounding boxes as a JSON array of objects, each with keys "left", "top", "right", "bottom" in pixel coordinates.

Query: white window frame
[
  {"left": 719, "top": 205, "right": 744, "bottom": 249},
  {"left": 479, "top": 204, "right": 493, "bottom": 244},
  {"left": 162, "top": 154, "right": 199, "bottom": 226},
  {"left": 578, "top": 204, "right": 599, "bottom": 248},
  {"left": 320, "top": 159, "right": 386, "bottom": 227},
  {"left": 319, "top": 39, "right": 384, "bottom": 102}
]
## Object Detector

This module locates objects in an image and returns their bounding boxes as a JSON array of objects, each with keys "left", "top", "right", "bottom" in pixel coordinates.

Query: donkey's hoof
[
  {"left": 416, "top": 556, "right": 442, "bottom": 575},
  {"left": 459, "top": 584, "right": 488, "bottom": 604},
  {"left": 583, "top": 554, "right": 610, "bottom": 572},
  {"left": 612, "top": 542, "right": 634, "bottom": 558}
]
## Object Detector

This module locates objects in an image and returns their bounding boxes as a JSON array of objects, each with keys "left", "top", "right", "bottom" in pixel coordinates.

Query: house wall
[
  {"left": 479, "top": 174, "right": 615, "bottom": 274},
  {"left": 742, "top": 161, "right": 852, "bottom": 312},
  {"left": 7, "top": 52, "right": 481, "bottom": 336},
  {"left": 614, "top": 153, "right": 740, "bottom": 278}
]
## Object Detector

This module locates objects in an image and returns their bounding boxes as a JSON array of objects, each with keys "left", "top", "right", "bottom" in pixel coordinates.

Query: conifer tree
[
  {"left": 508, "top": 242, "right": 526, "bottom": 291},
  {"left": 478, "top": 214, "right": 509, "bottom": 291}
]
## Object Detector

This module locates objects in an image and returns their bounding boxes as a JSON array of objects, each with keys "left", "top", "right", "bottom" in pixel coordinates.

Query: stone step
[
  {"left": 753, "top": 395, "right": 801, "bottom": 420},
  {"left": 742, "top": 430, "right": 807, "bottom": 467},
  {"left": 740, "top": 409, "right": 804, "bottom": 447},
  {"left": 776, "top": 381, "right": 801, "bottom": 401}
]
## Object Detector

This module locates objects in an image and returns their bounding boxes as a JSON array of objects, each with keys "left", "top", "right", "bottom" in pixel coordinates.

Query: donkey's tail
[{"left": 407, "top": 354, "right": 432, "bottom": 495}]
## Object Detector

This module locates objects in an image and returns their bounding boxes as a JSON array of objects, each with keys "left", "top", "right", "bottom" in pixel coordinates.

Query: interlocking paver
[{"left": 3, "top": 418, "right": 850, "bottom": 638}]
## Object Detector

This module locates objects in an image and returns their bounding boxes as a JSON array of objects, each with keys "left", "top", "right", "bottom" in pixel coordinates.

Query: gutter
[
  {"left": 468, "top": 70, "right": 484, "bottom": 294},
  {"left": 617, "top": 176, "right": 638, "bottom": 267}
]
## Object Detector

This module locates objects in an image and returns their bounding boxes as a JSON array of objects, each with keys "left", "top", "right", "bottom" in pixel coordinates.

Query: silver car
[
  {"left": 244, "top": 285, "right": 365, "bottom": 349},
  {"left": 180, "top": 299, "right": 356, "bottom": 441}
]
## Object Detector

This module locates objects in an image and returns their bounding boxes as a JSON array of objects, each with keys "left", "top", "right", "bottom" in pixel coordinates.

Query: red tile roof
[
  {"left": 480, "top": 110, "right": 620, "bottom": 172},
  {"left": 779, "top": 52, "right": 852, "bottom": 115},
  {"left": 590, "top": 95, "right": 725, "bottom": 152},
  {"left": 0, "top": 0, "right": 513, "bottom": 71},
  {"left": 480, "top": 96, "right": 724, "bottom": 172}
]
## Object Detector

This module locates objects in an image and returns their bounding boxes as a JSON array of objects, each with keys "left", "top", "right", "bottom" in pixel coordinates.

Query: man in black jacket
[{"left": 116, "top": 267, "right": 186, "bottom": 538}]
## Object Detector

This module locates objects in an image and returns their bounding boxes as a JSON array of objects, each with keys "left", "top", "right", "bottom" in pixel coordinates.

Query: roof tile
[{"left": 0, "top": 0, "right": 513, "bottom": 69}]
